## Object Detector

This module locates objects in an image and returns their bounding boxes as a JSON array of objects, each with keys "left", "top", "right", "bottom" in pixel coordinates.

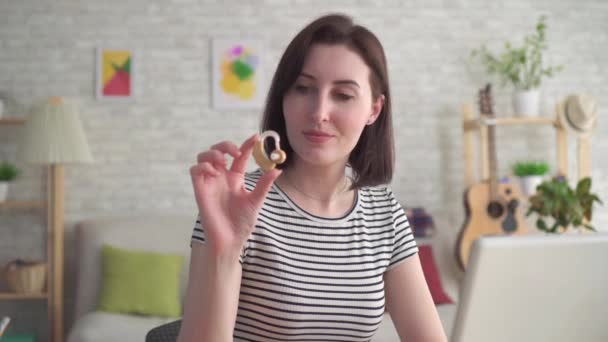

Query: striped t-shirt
[{"left": 191, "top": 170, "right": 418, "bottom": 342}]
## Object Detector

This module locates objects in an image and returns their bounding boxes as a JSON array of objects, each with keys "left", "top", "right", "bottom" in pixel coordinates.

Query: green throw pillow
[{"left": 98, "top": 245, "right": 184, "bottom": 317}]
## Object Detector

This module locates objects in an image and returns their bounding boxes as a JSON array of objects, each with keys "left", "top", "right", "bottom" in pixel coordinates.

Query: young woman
[{"left": 179, "top": 14, "right": 447, "bottom": 342}]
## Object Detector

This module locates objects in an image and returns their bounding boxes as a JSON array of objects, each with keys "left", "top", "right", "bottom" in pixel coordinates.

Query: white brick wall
[{"left": 1, "top": 0, "right": 607, "bottom": 338}]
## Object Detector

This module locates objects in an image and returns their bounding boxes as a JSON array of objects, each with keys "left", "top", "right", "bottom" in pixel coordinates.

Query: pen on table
[{"left": 0, "top": 316, "right": 11, "bottom": 337}]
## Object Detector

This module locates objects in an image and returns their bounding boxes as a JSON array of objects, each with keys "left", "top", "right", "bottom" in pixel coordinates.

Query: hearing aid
[{"left": 253, "top": 130, "right": 286, "bottom": 172}]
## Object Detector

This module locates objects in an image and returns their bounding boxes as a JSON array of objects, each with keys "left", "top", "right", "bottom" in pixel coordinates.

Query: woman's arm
[
  {"left": 384, "top": 254, "right": 447, "bottom": 342},
  {"left": 177, "top": 243, "right": 242, "bottom": 342},
  {"left": 177, "top": 135, "right": 281, "bottom": 341}
]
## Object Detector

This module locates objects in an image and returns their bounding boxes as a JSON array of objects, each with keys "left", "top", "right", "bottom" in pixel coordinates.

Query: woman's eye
[
  {"left": 294, "top": 85, "right": 310, "bottom": 94},
  {"left": 335, "top": 93, "right": 354, "bottom": 101}
]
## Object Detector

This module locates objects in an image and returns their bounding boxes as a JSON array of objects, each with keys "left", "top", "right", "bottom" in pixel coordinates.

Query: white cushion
[{"left": 67, "top": 311, "right": 175, "bottom": 342}]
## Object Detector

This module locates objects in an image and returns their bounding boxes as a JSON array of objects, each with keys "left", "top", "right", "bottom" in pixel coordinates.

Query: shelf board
[
  {"left": 0, "top": 200, "right": 46, "bottom": 209},
  {"left": 0, "top": 118, "right": 26, "bottom": 126},
  {"left": 464, "top": 116, "right": 558, "bottom": 131},
  {"left": 0, "top": 292, "right": 48, "bottom": 300}
]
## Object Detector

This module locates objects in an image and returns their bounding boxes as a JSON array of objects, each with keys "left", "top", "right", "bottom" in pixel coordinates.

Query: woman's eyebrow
[
  {"left": 300, "top": 72, "right": 360, "bottom": 88},
  {"left": 334, "top": 80, "right": 360, "bottom": 88}
]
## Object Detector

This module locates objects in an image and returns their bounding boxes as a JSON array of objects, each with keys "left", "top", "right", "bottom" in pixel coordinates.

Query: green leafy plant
[
  {"left": 0, "top": 161, "right": 19, "bottom": 182},
  {"left": 512, "top": 161, "right": 549, "bottom": 177},
  {"left": 526, "top": 176, "right": 602, "bottom": 233},
  {"left": 471, "top": 16, "right": 563, "bottom": 90}
]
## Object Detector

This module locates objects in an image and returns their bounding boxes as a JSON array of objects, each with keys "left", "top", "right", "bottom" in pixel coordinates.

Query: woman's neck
[{"left": 276, "top": 161, "right": 355, "bottom": 217}]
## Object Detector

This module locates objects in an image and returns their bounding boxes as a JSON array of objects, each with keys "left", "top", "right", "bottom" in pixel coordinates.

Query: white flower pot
[
  {"left": 518, "top": 175, "right": 544, "bottom": 197},
  {"left": 0, "top": 182, "right": 8, "bottom": 201},
  {"left": 512, "top": 89, "right": 540, "bottom": 117}
]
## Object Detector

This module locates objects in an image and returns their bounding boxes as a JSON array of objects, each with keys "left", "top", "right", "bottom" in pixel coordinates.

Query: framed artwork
[
  {"left": 211, "top": 38, "right": 267, "bottom": 110},
  {"left": 96, "top": 48, "right": 135, "bottom": 100}
]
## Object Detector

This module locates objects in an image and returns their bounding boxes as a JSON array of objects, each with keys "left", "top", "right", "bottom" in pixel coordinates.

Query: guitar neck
[{"left": 487, "top": 116, "right": 498, "bottom": 198}]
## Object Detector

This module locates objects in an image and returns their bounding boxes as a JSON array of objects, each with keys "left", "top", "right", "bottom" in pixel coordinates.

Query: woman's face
[{"left": 282, "top": 44, "right": 383, "bottom": 169}]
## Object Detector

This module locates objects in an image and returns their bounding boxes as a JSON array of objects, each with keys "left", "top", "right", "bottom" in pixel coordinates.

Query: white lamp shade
[{"left": 19, "top": 97, "right": 93, "bottom": 164}]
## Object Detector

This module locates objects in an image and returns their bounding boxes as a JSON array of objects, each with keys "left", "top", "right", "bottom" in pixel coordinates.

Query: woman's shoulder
[
  {"left": 358, "top": 184, "right": 398, "bottom": 210},
  {"left": 358, "top": 184, "right": 395, "bottom": 200}
]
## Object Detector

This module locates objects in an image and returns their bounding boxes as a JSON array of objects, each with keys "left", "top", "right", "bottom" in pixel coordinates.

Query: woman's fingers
[
  {"left": 231, "top": 134, "right": 258, "bottom": 174},
  {"left": 190, "top": 162, "right": 220, "bottom": 185},
  {"left": 209, "top": 141, "right": 242, "bottom": 160},
  {"left": 197, "top": 149, "right": 227, "bottom": 168},
  {"left": 200, "top": 162, "right": 220, "bottom": 177}
]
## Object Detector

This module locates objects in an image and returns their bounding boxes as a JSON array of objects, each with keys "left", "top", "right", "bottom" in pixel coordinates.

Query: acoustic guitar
[{"left": 456, "top": 84, "right": 528, "bottom": 270}]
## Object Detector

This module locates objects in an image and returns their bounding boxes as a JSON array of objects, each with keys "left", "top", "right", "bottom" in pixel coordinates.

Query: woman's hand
[{"left": 190, "top": 134, "right": 281, "bottom": 258}]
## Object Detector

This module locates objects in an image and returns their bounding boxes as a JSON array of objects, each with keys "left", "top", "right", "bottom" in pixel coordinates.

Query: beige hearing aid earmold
[{"left": 253, "top": 130, "right": 286, "bottom": 171}]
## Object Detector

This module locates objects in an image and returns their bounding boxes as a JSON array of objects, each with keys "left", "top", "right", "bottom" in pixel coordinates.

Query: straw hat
[{"left": 559, "top": 94, "right": 598, "bottom": 136}]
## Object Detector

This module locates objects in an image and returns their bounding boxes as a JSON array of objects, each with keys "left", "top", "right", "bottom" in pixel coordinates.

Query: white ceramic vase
[
  {"left": 512, "top": 89, "right": 540, "bottom": 117},
  {"left": 0, "top": 182, "right": 8, "bottom": 201},
  {"left": 518, "top": 175, "right": 544, "bottom": 197}
]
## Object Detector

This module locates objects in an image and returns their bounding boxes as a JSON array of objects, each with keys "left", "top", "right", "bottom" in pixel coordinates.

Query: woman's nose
[{"left": 309, "top": 92, "right": 331, "bottom": 123}]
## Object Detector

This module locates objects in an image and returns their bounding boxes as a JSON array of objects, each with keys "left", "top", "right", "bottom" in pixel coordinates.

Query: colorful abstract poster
[
  {"left": 96, "top": 48, "right": 135, "bottom": 100},
  {"left": 212, "top": 39, "right": 266, "bottom": 109}
]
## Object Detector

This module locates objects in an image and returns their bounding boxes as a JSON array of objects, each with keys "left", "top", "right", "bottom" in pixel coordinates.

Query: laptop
[{"left": 451, "top": 233, "right": 608, "bottom": 342}]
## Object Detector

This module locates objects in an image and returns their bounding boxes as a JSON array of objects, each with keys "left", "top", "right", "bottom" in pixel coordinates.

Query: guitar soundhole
[
  {"left": 487, "top": 201, "right": 504, "bottom": 218},
  {"left": 502, "top": 199, "right": 519, "bottom": 233}
]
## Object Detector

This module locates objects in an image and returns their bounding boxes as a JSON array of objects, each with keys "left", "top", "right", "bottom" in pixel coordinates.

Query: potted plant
[
  {"left": 0, "top": 161, "right": 19, "bottom": 201},
  {"left": 526, "top": 176, "right": 602, "bottom": 233},
  {"left": 512, "top": 160, "right": 549, "bottom": 196},
  {"left": 471, "top": 15, "right": 563, "bottom": 116}
]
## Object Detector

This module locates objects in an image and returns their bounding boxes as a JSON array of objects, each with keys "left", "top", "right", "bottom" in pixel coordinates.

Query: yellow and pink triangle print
[{"left": 96, "top": 48, "right": 134, "bottom": 100}]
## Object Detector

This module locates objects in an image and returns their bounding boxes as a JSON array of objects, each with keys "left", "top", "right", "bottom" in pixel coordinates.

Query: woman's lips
[{"left": 303, "top": 130, "right": 334, "bottom": 143}]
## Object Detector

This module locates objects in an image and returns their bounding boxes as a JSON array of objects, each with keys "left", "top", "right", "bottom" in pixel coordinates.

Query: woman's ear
[{"left": 367, "top": 94, "right": 385, "bottom": 125}]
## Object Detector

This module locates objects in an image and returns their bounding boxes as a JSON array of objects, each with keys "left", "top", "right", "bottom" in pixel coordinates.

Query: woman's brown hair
[{"left": 260, "top": 13, "right": 394, "bottom": 188}]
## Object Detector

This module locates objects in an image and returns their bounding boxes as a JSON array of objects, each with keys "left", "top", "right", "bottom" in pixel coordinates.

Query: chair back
[{"left": 146, "top": 320, "right": 182, "bottom": 342}]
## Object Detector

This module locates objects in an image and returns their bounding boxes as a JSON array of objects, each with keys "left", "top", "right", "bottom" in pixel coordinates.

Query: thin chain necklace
[{"left": 283, "top": 171, "right": 350, "bottom": 202}]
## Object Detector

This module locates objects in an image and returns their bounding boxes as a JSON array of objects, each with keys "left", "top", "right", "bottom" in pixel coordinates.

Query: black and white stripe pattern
[{"left": 191, "top": 170, "right": 417, "bottom": 342}]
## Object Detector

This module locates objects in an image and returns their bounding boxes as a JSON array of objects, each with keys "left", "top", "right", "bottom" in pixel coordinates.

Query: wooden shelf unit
[
  {"left": 0, "top": 117, "right": 27, "bottom": 126},
  {"left": 0, "top": 292, "right": 48, "bottom": 300},
  {"left": 0, "top": 118, "right": 63, "bottom": 342},
  {"left": 0, "top": 201, "right": 46, "bottom": 209},
  {"left": 462, "top": 116, "right": 557, "bottom": 131},
  {"left": 461, "top": 103, "right": 591, "bottom": 188}
]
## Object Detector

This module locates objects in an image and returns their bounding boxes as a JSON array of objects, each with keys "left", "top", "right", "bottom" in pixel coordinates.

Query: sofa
[
  {"left": 67, "top": 214, "right": 194, "bottom": 342},
  {"left": 67, "top": 214, "right": 459, "bottom": 342}
]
